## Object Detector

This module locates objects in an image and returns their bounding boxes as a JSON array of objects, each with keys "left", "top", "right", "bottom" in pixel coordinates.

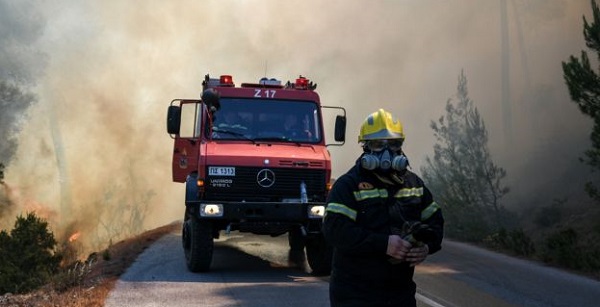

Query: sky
[{"left": 0, "top": 0, "right": 594, "bottom": 249}]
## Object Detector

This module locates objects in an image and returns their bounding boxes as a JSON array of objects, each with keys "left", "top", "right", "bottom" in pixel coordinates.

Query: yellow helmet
[{"left": 358, "top": 109, "right": 405, "bottom": 142}]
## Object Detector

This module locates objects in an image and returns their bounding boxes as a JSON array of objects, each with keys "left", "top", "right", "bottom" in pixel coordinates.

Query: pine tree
[
  {"left": 562, "top": 0, "right": 600, "bottom": 202},
  {"left": 0, "top": 212, "right": 61, "bottom": 294},
  {"left": 0, "top": 80, "right": 36, "bottom": 165},
  {"left": 421, "top": 71, "right": 509, "bottom": 241}
]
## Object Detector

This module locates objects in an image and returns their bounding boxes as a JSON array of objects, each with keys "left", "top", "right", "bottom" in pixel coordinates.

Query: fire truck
[{"left": 166, "top": 74, "right": 346, "bottom": 275}]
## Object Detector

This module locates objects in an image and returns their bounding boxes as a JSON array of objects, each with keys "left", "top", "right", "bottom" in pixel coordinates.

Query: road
[{"left": 105, "top": 230, "right": 599, "bottom": 307}]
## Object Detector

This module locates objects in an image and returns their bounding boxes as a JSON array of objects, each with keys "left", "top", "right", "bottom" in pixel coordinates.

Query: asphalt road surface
[{"left": 105, "top": 230, "right": 599, "bottom": 307}]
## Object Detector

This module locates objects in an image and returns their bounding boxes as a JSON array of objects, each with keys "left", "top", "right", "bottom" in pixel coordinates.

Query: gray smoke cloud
[
  {"left": 0, "top": 0, "right": 46, "bottom": 165},
  {"left": 0, "top": 0, "right": 46, "bottom": 84},
  {"left": 0, "top": 0, "right": 595, "bottom": 247}
]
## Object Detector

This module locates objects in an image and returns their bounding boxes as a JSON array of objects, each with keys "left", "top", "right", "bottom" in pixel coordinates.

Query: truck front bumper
[{"left": 188, "top": 201, "right": 326, "bottom": 221}]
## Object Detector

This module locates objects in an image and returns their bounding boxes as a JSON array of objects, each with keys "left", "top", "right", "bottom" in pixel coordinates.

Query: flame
[{"left": 68, "top": 231, "right": 81, "bottom": 242}]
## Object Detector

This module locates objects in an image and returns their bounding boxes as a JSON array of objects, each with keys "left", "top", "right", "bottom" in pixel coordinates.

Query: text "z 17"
[{"left": 254, "top": 89, "right": 276, "bottom": 98}]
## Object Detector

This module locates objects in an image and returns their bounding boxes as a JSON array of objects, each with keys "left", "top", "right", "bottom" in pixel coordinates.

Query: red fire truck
[{"left": 166, "top": 74, "right": 346, "bottom": 275}]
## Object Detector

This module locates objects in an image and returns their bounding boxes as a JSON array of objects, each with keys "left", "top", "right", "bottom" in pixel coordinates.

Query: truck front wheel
[
  {"left": 288, "top": 225, "right": 305, "bottom": 251},
  {"left": 305, "top": 234, "right": 332, "bottom": 276},
  {"left": 182, "top": 216, "right": 214, "bottom": 272}
]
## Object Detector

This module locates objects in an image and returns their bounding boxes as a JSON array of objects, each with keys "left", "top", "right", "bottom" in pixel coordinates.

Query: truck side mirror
[
  {"left": 167, "top": 105, "right": 181, "bottom": 135},
  {"left": 334, "top": 115, "right": 346, "bottom": 142}
]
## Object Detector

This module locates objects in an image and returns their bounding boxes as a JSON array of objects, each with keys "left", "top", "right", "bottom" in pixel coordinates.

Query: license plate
[{"left": 209, "top": 166, "right": 235, "bottom": 176}]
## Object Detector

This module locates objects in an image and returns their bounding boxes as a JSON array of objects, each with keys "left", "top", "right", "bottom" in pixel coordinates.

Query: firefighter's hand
[
  {"left": 406, "top": 244, "right": 429, "bottom": 267},
  {"left": 386, "top": 235, "right": 412, "bottom": 261}
]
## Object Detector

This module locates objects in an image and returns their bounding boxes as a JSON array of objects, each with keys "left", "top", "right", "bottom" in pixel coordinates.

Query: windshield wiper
[
  {"left": 254, "top": 137, "right": 303, "bottom": 146},
  {"left": 253, "top": 137, "right": 286, "bottom": 142},
  {"left": 213, "top": 129, "right": 255, "bottom": 143}
]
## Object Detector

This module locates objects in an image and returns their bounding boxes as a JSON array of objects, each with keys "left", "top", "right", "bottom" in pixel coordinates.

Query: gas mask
[
  {"left": 361, "top": 148, "right": 408, "bottom": 172},
  {"left": 360, "top": 139, "right": 408, "bottom": 172}
]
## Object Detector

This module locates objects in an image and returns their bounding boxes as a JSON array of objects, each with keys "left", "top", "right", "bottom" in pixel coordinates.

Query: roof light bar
[
  {"left": 259, "top": 77, "right": 281, "bottom": 86},
  {"left": 296, "top": 76, "right": 309, "bottom": 89},
  {"left": 220, "top": 75, "right": 234, "bottom": 86}
]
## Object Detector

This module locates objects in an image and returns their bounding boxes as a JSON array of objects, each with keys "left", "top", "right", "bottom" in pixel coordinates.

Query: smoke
[
  {"left": 0, "top": 0, "right": 48, "bottom": 226},
  {"left": 0, "top": 0, "right": 595, "bottom": 252},
  {"left": 0, "top": 0, "right": 46, "bottom": 165}
]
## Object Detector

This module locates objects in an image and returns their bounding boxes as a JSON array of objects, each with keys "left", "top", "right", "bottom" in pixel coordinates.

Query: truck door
[{"left": 171, "top": 100, "right": 203, "bottom": 183}]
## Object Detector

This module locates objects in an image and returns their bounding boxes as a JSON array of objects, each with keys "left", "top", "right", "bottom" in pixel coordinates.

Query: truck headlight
[
  {"left": 308, "top": 205, "right": 325, "bottom": 218},
  {"left": 200, "top": 204, "right": 223, "bottom": 217}
]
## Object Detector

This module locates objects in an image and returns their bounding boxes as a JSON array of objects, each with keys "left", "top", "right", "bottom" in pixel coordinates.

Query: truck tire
[
  {"left": 182, "top": 216, "right": 214, "bottom": 272},
  {"left": 288, "top": 226, "right": 305, "bottom": 251},
  {"left": 305, "top": 234, "right": 332, "bottom": 276}
]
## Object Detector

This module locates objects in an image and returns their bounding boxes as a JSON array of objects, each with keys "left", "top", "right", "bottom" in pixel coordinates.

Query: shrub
[
  {"left": 541, "top": 228, "right": 589, "bottom": 270},
  {"left": 0, "top": 212, "right": 62, "bottom": 294},
  {"left": 484, "top": 228, "right": 536, "bottom": 257},
  {"left": 534, "top": 200, "right": 563, "bottom": 228},
  {"left": 542, "top": 227, "right": 600, "bottom": 274},
  {"left": 442, "top": 205, "right": 497, "bottom": 242}
]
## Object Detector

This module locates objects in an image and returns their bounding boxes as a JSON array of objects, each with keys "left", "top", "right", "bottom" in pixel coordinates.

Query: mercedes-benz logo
[{"left": 257, "top": 169, "right": 275, "bottom": 188}]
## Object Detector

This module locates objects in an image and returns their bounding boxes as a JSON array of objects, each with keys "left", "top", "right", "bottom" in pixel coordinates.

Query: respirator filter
[{"left": 360, "top": 149, "right": 408, "bottom": 171}]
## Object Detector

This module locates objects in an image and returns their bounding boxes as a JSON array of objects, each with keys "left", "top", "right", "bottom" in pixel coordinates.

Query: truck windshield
[{"left": 209, "top": 98, "right": 322, "bottom": 143}]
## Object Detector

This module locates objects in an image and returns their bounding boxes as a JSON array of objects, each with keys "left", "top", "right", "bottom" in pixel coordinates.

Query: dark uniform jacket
[{"left": 323, "top": 161, "right": 444, "bottom": 307}]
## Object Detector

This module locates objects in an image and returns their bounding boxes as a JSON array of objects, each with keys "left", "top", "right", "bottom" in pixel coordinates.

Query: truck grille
[{"left": 205, "top": 167, "right": 326, "bottom": 202}]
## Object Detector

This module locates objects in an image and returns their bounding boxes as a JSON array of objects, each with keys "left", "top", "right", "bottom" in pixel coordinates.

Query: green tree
[
  {"left": 0, "top": 212, "right": 62, "bottom": 294},
  {"left": 562, "top": 0, "right": 600, "bottom": 202},
  {"left": 421, "top": 71, "right": 510, "bottom": 241},
  {"left": 0, "top": 80, "right": 36, "bottom": 165}
]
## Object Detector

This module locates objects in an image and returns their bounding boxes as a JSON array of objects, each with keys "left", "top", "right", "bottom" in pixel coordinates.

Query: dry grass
[{"left": 0, "top": 222, "right": 180, "bottom": 307}]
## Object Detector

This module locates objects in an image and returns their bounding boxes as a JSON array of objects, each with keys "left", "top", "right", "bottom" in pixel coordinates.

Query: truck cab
[{"left": 167, "top": 74, "right": 346, "bottom": 275}]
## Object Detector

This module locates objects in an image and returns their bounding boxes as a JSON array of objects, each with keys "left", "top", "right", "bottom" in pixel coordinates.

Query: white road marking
[{"left": 417, "top": 293, "right": 447, "bottom": 307}]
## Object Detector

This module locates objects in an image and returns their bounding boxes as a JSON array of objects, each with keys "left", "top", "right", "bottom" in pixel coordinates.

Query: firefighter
[
  {"left": 323, "top": 109, "right": 444, "bottom": 307},
  {"left": 283, "top": 114, "right": 312, "bottom": 140}
]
